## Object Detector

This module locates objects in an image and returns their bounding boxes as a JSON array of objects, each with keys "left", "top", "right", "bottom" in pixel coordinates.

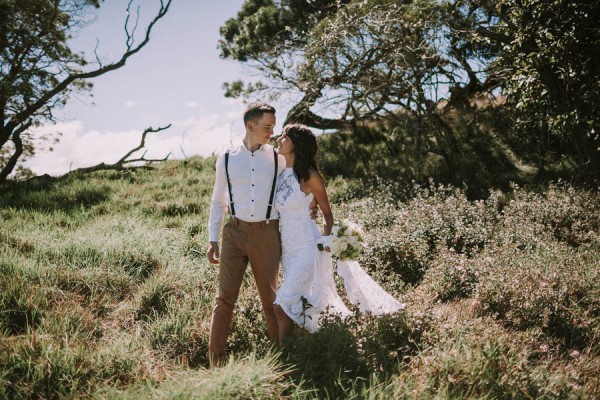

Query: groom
[{"left": 206, "top": 102, "right": 286, "bottom": 366}]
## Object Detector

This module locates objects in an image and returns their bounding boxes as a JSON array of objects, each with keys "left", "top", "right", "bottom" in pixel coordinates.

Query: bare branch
[
  {"left": 93, "top": 38, "right": 103, "bottom": 67},
  {"left": 5, "top": 0, "right": 173, "bottom": 134},
  {"left": 179, "top": 131, "right": 188, "bottom": 159},
  {"left": 63, "top": 124, "right": 172, "bottom": 176},
  {"left": 125, "top": 0, "right": 141, "bottom": 50},
  {"left": 117, "top": 124, "right": 171, "bottom": 164},
  {"left": 122, "top": 152, "right": 171, "bottom": 166}
]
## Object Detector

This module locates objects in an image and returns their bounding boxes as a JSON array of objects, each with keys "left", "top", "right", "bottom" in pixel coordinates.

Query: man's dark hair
[{"left": 243, "top": 102, "right": 276, "bottom": 125}]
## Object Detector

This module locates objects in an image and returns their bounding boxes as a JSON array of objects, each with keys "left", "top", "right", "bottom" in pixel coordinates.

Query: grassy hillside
[{"left": 1, "top": 157, "right": 599, "bottom": 399}]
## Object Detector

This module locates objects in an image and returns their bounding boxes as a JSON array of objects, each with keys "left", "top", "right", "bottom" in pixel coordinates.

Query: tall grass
[{"left": 1, "top": 157, "right": 598, "bottom": 399}]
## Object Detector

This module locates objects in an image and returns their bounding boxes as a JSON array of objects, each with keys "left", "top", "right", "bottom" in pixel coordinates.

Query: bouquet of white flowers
[{"left": 317, "top": 219, "right": 365, "bottom": 260}]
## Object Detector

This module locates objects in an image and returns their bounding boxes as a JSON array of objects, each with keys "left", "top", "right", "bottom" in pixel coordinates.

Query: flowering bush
[
  {"left": 472, "top": 242, "right": 600, "bottom": 348},
  {"left": 342, "top": 182, "right": 498, "bottom": 285},
  {"left": 334, "top": 180, "right": 600, "bottom": 351}
]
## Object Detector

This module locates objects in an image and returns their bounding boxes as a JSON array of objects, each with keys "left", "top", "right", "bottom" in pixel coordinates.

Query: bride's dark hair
[{"left": 284, "top": 124, "right": 319, "bottom": 182}]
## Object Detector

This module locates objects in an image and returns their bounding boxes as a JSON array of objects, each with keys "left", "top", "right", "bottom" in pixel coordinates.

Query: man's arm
[{"left": 207, "top": 154, "right": 228, "bottom": 264}]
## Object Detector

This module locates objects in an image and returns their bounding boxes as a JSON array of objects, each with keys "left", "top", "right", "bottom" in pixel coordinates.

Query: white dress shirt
[{"left": 208, "top": 142, "right": 286, "bottom": 242}]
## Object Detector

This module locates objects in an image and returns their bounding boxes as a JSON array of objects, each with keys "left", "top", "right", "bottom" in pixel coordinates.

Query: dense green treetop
[{"left": 219, "top": 0, "right": 600, "bottom": 174}]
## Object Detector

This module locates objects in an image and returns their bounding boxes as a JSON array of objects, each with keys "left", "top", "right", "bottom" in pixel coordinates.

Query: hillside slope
[{"left": 1, "top": 158, "right": 598, "bottom": 399}]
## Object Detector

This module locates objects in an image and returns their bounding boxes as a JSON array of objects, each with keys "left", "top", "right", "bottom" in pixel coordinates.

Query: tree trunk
[
  {"left": 285, "top": 91, "right": 349, "bottom": 131},
  {"left": 0, "top": 132, "right": 23, "bottom": 181},
  {"left": 429, "top": 113, "right": 461, "bottom": 180}
]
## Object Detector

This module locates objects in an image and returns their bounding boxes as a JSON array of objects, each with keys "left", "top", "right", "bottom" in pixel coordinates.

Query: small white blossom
[{"left": 329, "top": 219, "right": 365, "bottom": 260}]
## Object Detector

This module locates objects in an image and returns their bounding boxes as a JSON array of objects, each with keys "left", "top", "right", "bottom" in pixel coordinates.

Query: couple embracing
[{"left": 206, "top": 102, "right": 404, "bottom": 366}]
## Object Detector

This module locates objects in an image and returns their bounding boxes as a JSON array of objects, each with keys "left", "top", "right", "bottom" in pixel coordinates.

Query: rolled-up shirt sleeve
[{"left": 208, "top": 153, "right": 228, "bottom": 243}]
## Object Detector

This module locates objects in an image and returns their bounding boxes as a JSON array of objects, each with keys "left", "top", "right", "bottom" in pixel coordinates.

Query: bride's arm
[{"left": 306, "top": 170, "right": 334, "bottom": 236}]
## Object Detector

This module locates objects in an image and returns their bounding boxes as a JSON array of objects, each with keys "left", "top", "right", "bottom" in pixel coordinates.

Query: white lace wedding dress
[{"left": 273, "top": 168, "right": 405, "bottom": 332}]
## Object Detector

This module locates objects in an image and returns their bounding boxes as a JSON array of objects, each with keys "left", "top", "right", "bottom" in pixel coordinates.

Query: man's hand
[{"left": 207, "top": 241, "right": 220, "bottom": 264}]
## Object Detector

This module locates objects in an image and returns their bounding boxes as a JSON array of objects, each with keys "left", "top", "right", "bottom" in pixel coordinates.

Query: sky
[{"left": 25, "top": 0, "right": 296, "bottom": 176}]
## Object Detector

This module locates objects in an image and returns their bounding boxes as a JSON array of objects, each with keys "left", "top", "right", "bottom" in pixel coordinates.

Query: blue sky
[{"left": 26, "top": 0, "right": 295, "bottom": 175}]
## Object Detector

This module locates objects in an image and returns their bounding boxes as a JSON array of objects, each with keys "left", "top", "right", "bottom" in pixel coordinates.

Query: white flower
[
  {"left": 345, "top": 224, "right": 355, "bottom": 236},
  {"left": 329, "top": 240, "right": 341, "bottom": 254},
  {"left": 347, "top": 236, "right": 360, "bottom": 248},
  {"left": 328, "top": 219, "right": 365, "bottom": 260},
  {"left": 332, "top": 226, "right": 341, "bottom": 237}
]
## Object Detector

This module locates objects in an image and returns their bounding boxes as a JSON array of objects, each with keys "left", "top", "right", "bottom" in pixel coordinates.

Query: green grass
[{"left": 0, "top": 157, "right": 598, "bottom": 399}]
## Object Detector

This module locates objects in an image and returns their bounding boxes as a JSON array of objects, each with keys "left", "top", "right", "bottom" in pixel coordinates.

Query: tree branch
[
  {"left": 4, "top": 0, "right": 172, "bottom": 134},
  {"left": 285, "top": 91, "right": 350, "bottom": 130},
  {"left": 65, "top": 124, "right": 172, "bottom": 176}
]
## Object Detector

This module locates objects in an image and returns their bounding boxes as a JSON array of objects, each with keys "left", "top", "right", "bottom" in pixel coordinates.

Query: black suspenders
[
  {"left": 266, "top": 149, "right": 278, "bottom": 220},
  {"left": 224, "top": 152, "right": 235, "bottom": 217},
  {"left": 224, "top": 149, "right": 278, "bottom": 220}
]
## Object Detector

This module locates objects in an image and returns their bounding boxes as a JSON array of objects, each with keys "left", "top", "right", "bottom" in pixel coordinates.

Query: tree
[
  {"left": 219, "top": 0, "right": 352, "bottom": 130},
  {"left": 219, "top": 0, "right": 503, "bottom": 174},
  {"left": 220, "top": 0, "right": 600, "bottom": 178},
  {"left": 486, "top": 0, "right": 600, "bottom": 174},
  {"left": 0, "top": 0, "right": 172, "bottom": 181}
]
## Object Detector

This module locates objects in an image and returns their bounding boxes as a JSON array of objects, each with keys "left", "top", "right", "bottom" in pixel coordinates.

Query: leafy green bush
[
  {"left": 346, "top": 183, "right": 498, "bottom": 286},
  {"left": 500, "top": 182, "right": 600, "bottom": 248},
  {"left": 361, "top": 233, "right": 430, "bottom": 286},
  {"left": 420, "top": 248, "right": 486, "bottom": 302},
  {"left": 473, "top": 244, "right": 600, "bottom": 348}
]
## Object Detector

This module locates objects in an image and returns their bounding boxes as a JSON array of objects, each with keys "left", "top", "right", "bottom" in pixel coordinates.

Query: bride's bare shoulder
[{"left": 307, "top": 168, "right": 324, "bottom": 181}]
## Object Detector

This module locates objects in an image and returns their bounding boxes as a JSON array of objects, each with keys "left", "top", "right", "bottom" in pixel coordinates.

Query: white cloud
[
  {"left": 24, "top": 105, "right": 247, "bottom": 177},
  {"left": 172, "top": 107, "right": 244, "bottom": 158},
  {"left": 184, "top": 101, "right": 198, "bottom": 108},
  {"left": 124, "top": 100, "right": 136, "bottom": 109},
  {"left": 21, "top": 98, "right": 312, "bottom": 177}
]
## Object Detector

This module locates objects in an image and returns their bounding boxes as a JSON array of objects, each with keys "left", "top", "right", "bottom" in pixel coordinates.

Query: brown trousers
[{"left": 208, "top": 218, "right": 281, "bottom": 363}]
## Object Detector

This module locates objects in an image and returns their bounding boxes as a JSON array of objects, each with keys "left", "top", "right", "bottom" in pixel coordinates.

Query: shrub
[
  {"left": 500, "top": 182, "right": 600, "bottom": 248},
  {"left": 360, "top": 233, "right": 430, "bottom": 286},
  {"left": 282, "top": 309, "right": 434, "bottom": 398},
  {"left": 350, "top": 183, "right": 498, "bottom": 286},
  {"left": 382, "top": 330, "right": 587, "bottom": 399},
  {"left": 473, "top": 244, "right": 600, "bottom": 348},
  {"left": 420, "top": 248, "right": 486, "bottom": 302}
]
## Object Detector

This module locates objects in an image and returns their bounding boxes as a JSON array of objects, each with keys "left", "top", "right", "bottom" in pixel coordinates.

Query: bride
[{"left": 273, "top": 124, "right": 405, "bottom": 342}]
